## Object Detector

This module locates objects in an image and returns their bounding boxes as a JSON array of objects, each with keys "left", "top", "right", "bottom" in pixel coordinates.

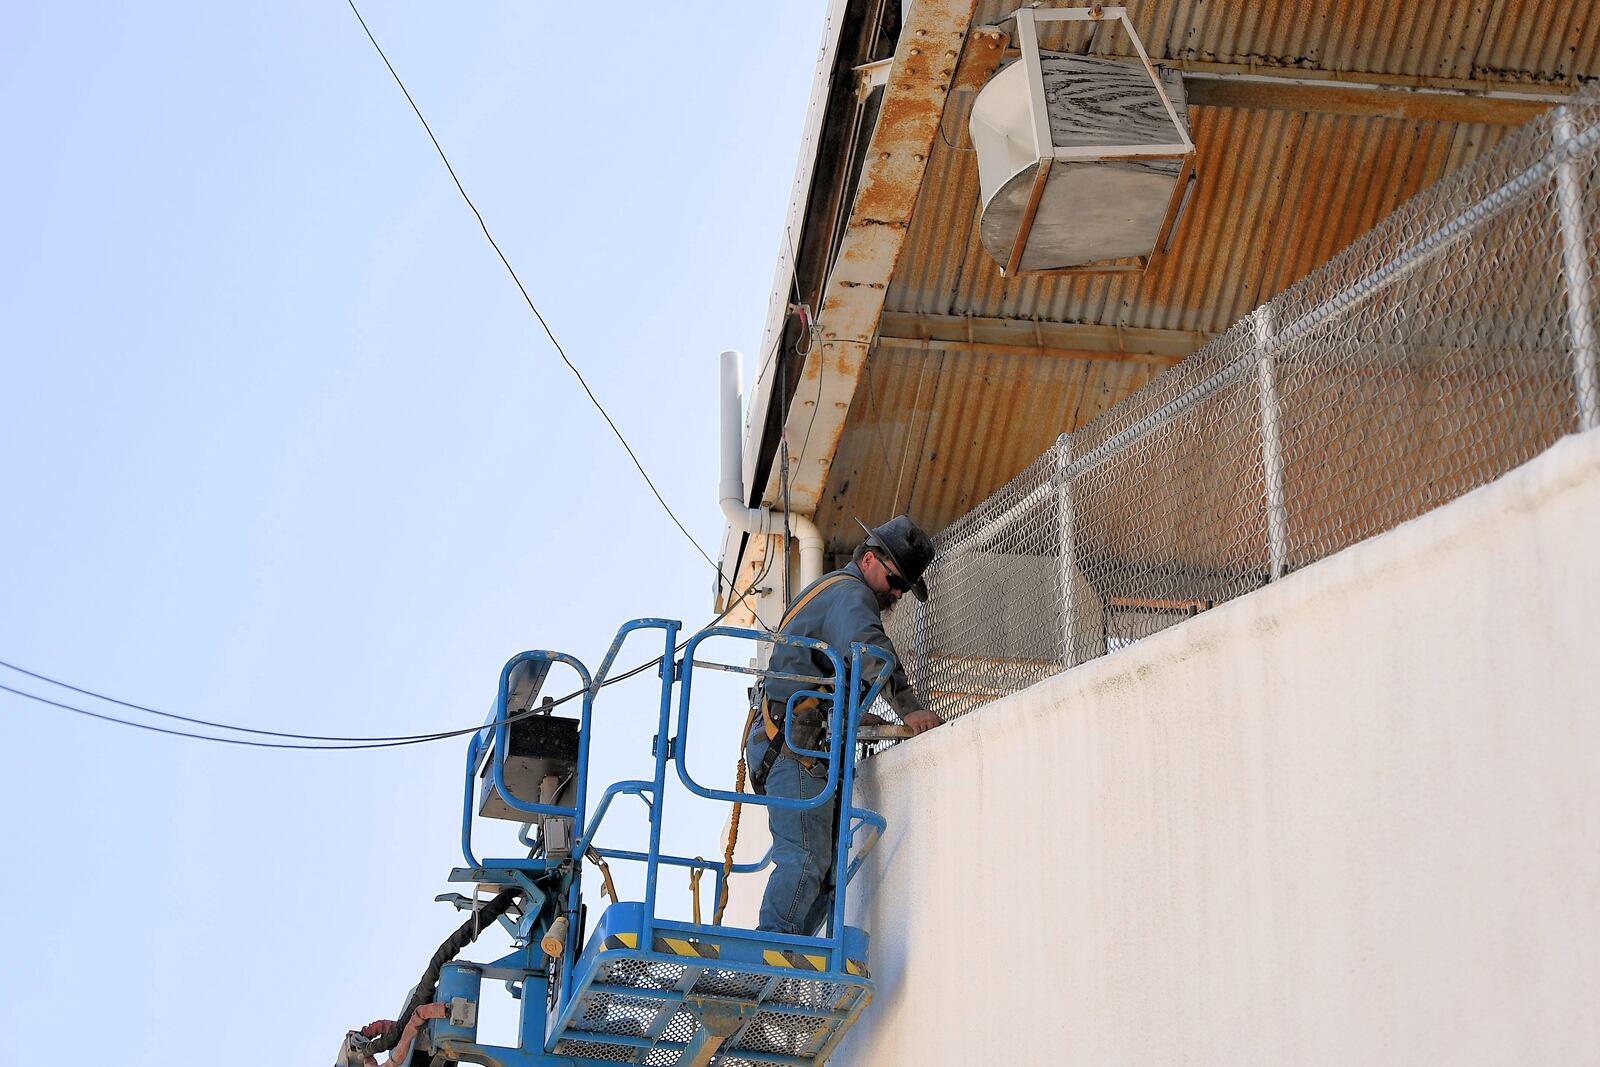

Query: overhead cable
[
  {"left": 0, "top": 550, "right": 777, "bottom": 751},
  {"left": 342, "top": 0, "right": 728, "bottom": 590}
]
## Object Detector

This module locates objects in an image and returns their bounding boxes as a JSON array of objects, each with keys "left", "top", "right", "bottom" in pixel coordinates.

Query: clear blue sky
[{"left": 0, "top": 2, "right": 822, "bottom": 1060}]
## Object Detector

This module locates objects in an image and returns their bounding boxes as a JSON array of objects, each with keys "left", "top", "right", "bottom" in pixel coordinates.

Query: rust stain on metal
[
  {"left": 813, "top": 344, "right": 1159, "bottom": 544},
  {"left": 766, "top": 0, "right": 982, "bottom": 510},
  {"left": 952, "top": 27, "right": 1009, "bottom": 92},
  {"left": 829, "top": 339, "right": 864, "bottom": 376},
  {"left": 775, "top": 0, "right": 1600, "bottom": 557},
  {"left": 879, "top": 336, "right": 1184, "bottom": 366},
  {"left": 1184, "top": 77, "right": 1556, "bottom": 125},
  {"left": 879, "top": 311, "right": 1213, "bottom": 358},
  {"left": 1003, "top": 157, "right": 1053, "bottom": 277}
]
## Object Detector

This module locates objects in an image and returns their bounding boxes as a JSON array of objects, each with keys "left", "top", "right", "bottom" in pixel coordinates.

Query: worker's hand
[{"left": 901, "top": 709, "right": 940, "bottom": 735}]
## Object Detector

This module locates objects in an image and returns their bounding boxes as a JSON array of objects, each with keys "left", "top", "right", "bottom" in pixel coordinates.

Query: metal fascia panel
[
  {"left": 760, "top": 0, "right": 984, "bottom": 512},
  {"left": 715, "top": 0, "right": 853, "bottom": 612}
]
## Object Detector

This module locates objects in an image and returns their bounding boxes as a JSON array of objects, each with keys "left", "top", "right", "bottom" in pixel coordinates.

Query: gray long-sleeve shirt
[{"left": 763, "top": 562, "right": 918, "bottom": 719}]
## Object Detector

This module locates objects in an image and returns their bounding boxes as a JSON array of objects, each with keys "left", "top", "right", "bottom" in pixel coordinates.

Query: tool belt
[
  {"left": 749, "top": 693, "right": 828, "bottom": 795},
  {"left": 744, "top": 570, "right": 859, "bottom": 796}
]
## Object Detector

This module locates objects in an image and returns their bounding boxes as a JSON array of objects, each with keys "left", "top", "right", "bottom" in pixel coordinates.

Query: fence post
[
  {"left": 909, "top": 582, "right": 932, "bottom": 701},
  {"left": 1056, "top": 433, "right": 1081, "bottom": 667},
  {"left": 1555, "top": 107, "right": 1600, "bottom": 432},
  {"left": 1255, "top": 307, "right": 1289, "bottom": 580}
]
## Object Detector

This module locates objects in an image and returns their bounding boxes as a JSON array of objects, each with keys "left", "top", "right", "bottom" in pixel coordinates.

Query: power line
[
  {"left": 0, "top": 681, "right": 472, "bottom": 751},
  {"left": 0, "top": 551, "right": 778, "bottom": 751},
  {"left": 0, "top": 8, "right": 805, "bottom": 754},
  {"left": 342, "top": 0, "right": 729, "bottom": 590},
  {"left": 2, "top": 636, "right": 609, "bottom": 751},
  {"left": 0, "top": 655, "right": 502, "bottom": 743}
]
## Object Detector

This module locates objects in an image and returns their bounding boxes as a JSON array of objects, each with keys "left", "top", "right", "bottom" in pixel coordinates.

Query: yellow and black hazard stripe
[
  {"left": 755, "top": 948, "right": 862, "bottom": 976},
  {"left": 759, "top": 948, "right": 870, "bottom": 978},
  {"left": 762, "top": 948, "right": 826, "bottom": 971},
  {"left": 601, "top": 932, "right": 721, "bottom": 960},
  {"left": 653, "top": 935, "right": 721, "bottom": 960},
  {"left": 601, "top": 933, "right": 865, "bottom": 976}
]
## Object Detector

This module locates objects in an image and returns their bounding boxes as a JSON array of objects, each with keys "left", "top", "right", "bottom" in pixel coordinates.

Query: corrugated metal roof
[
  {"left": 891, "top": 100, "right": 1514, "bottom": 329},
  {"left": 737, "top": 0, "right": 1598, "bottom": 577},
  {"left": 797, "top": 0, "right": 1579, "bottom": 554},
  {"left": 998, "top": 0, "right": 1600, "bottom": 86},
  {"left": 814, "top": 343, "right": 1162, "bottom": 546}
]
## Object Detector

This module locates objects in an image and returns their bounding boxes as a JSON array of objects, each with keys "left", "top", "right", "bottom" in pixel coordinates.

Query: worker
[{"left": 745, "top": 514, "right": 941, "bottom": 936}]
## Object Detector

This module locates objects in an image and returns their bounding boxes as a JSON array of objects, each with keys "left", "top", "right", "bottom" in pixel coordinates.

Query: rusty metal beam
[
  {"left": 1160, "top": 58, "right": 1589, "bottom": 101},
  {"left": 951, "top": 25, "right": 1007, "bottom": 92},
  {"left": 995, "top": 47, "right": 1576, "bottom": 123},
  {"left": 1182, "top": 75, "right": 1559, "bottom": 126},
  {"left": 878, "top": 311, "right": 1215, "bottom": 362},
  {"left": 878, "top": 336, "right": 1184, "bottom": 366},
  {"left": 760, "top": 0, "right": 984, "bottom": 511},
  {"left": 716, "top": 0, "right": 856, "bottom": 619}
]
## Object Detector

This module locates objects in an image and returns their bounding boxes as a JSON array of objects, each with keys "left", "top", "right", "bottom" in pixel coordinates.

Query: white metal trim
[
  {"left": 1051, "top": 145, "right": 1191, "bottom": 159},
  {"left": 1014, "top": 5, "right": 1195, "bottom": 156},
  {"left": 1115, "top": 10, "right": 1194, "bottom": 153},
  {"left": 1014, "top": 9, "right": 1054, "bottom": 161},
  {"left": 854, "top": 57, "right": 893, "bottom": 92},
  {"left": 716, "top": 0, "right": 854, "bottom": 609}
]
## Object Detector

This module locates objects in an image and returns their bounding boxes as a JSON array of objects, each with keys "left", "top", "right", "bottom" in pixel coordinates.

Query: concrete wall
[{"left": 833, "top": 429, "right": 1600, "bottom": 1066}]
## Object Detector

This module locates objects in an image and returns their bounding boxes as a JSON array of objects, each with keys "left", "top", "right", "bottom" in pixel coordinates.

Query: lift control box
[{"left": 477, "top": 713, "right": 580, "bottom": 823}]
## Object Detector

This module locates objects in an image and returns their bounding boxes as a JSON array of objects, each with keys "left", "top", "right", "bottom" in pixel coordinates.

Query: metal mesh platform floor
[{"left": 549, "top": 934, "right": 873, "bottom": 1066}]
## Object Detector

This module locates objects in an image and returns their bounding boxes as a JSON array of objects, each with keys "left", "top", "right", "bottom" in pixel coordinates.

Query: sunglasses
[{"left": 875, "top": 550, "right": 912, "bottom": 593}]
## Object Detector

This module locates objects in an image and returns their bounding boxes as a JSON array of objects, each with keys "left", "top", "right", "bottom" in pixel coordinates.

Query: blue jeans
[{"left": 747, "top": 729, "right": 837, "bottom": 936}]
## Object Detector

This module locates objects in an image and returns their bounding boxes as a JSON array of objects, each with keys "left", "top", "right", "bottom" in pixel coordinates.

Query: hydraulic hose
[{"left": 366, "top": 887, "right": 522, "bottom": 1056}]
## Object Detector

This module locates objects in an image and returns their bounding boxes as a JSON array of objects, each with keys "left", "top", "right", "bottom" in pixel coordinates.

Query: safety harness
[
  {"left": 747, "top": 571, "right": 859, "bottom": 793},
  {"left": 713, "top": 570, "right": 860, "bottom": 925}
]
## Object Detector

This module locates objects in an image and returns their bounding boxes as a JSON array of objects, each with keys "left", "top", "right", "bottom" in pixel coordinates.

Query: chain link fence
[{"left": 886, "top": 96, "right": 1600, "bottom": 725}]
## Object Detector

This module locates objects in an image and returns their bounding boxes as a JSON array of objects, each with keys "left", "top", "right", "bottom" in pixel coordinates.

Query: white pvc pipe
[{"left": 719, "top": 350, "right": 825, "bottom": 593}]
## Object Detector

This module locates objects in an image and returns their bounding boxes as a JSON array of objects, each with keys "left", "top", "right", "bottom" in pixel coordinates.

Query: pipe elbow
[
  {"left": 786, "top": 511, "right": 822, "bottom": 551},
  {"left": 719, "top": 496, "right": 763, "bottom": 531}
]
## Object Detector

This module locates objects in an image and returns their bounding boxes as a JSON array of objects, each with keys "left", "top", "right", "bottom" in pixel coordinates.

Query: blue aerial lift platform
[{"left": 336, "top": 618, "right": 894, "bottom": 1067}]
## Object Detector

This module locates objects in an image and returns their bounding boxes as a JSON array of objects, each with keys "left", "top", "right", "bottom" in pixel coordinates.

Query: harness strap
[
  {"left": 688, "top": 859, "right": 705, "bottom": 925},
  {"left": 713, "top": 702, "right": 760, "bottom": 926},
  {"left": 720, "top": 571, "right": 866, "bottom": 910},
  {"left": 778, "top": 571, "right": 859, "bottom": 631},
  {"left": 749, "top": 571, "right": 859, "bottom": 792}
]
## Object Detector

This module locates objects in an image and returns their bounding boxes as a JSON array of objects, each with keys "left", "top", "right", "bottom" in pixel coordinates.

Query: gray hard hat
[{"left": 853, "top": 515, "right": 934, "bottom": 601}]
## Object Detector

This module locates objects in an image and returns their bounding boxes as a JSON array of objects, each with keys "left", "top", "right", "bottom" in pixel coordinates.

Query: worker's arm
[{"left": 828, "top": 590, "right": 940, "bottom": 734}]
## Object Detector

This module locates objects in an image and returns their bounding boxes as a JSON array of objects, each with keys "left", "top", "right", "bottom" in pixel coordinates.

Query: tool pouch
[
  {"left": 786, "top": 696, "right": 827, "bottom": 755},
  {"left": 753, "top": 694, "right": 828, "bottom": 796}
]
